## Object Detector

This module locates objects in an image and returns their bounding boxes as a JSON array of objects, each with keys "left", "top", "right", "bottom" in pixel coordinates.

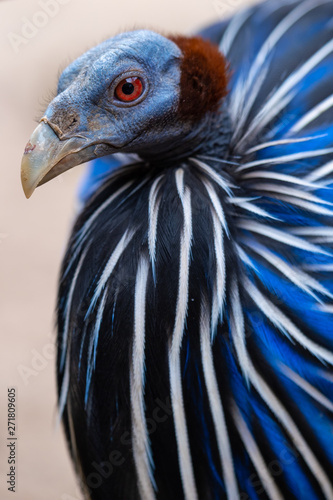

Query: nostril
[
  {"left": 41, "top": 112, "right": 80, "bottom": 138},
  {"left": 69, "top": 116, "right": 78, "bottom": 128},
  {"left": 64, "top": 113, "right": 80, "bottom": 131}
]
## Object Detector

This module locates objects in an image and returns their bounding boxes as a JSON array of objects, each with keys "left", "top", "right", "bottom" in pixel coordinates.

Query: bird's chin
[{"left": 21, "top": 121, "right": 115, "bottom": 198}]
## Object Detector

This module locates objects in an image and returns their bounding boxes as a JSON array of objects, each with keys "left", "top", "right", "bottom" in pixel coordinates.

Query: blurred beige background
[{"left": 0, "top": 0, "right": 255, "bottom": 498}]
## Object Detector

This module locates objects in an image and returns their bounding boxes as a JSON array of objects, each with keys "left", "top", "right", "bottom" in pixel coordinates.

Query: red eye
[{"left": 115, "top": 77, "right": 143, "bottom": 102}]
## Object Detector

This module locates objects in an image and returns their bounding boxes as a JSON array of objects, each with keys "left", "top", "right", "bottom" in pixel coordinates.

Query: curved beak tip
[
  {"left": 20, "top": 121, "right": 109, "bottom": 199},
  {"left": 20, "top": 123, "right": 57, "bottom": 199},
  {"left": 20, "top": 121, "right": 86, "bottom": 199},
  {"left": 21, "top": 178, "right": 33, "bottom": 199},
  {"left": 21, "top": 146, "right": 37, "bottom": 199}
]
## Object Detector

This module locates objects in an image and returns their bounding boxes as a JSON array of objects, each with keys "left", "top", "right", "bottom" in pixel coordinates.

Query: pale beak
[{"left": 21, "top": 122, "right": 100, "bottom": 198}]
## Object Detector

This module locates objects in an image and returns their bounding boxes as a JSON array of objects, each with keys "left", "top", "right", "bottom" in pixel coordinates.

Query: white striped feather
[
  {"left": 309, "top": 236, "right": 333, "bottom": 244},
  {"left": 231, "top": 0, "right": 328, "bottom": 142},
  {"left": 236, "top": 244, "right": 259, "bottom": 272},
  {"left": 230, "top": 278, "right": 250, "bottom": 383},
  {"left": 317, "top": 178, "right": 333, "bottom": 187},
  {"left": 320, "top": 369, "right": 333, "bottom": 383},
  {"left": 87, "top": 229, "right": 135, "bottom": 316},
  {"left": 85, "top": 286, "right": 109, "bottom": 406},
  {"left": 74, "top": 181, "right": 133, "bottom": 248},
  {"left": 200, "top": 298, "right": 239, "bottom": 499},
  {"left": 242, "top": 239, "right": 333, "bottom": 301},
  {"left": 279, "top": 364, "right": 333, "bottom": 413},
  {"left": 169, "top": 169, "right": 198, "bottom": 500},
  {"left": 58, "top": 247, "right": 90, "bottom": 420},
  {"left": 241, "top": 170, "right": 324, "bottom": 190},
  {"left": 219, "top": 6, "right": 253, "bottom": 56},
  {"left": 236, "top": 219, "right": 330, "bottom": 255},
  {"left": 200, "top": 176, "right": 230, "bottom": 336},
  {"left": 58, "top": 349, "right": 71, "bottom": 425},
  {"left": 247, "top": 360, "right": 333, "bottom": 499},
  {"left": 190, "top": 158, "right": 233, "bottom": 196},
  {"left": 305, "top": 160, "right": 333, "bottom": 182},
  {"left": 228, "top": 197, "right": 278, "bottom": 220},
  {"left": 232, "top": 403, "right": 284, "bottom": 500},
  {"left": 275, "top": 196, "right": 333, "bottom": 216},
  {"left": 290, "top": 226, "right": 333, "bottom": 244},
  {"left": 67, "top": 174, "right": 150, "bottom": 277},
  {"left": 209, "top": 206, "right": 226, "bottom": 337},
  {"left": 310, "top": 238, "right": 333, "bottom": 245},
  {"left": 60, "top": 247, "right": 90, "bottom": 370},
  {"left": 245, "top": 135, "right": 327, "bottom": 155},
  {"left": 229, "top": 72, "right": 249, "bottom": 134},
  {"left": 231, "top": 65, "right": 270, "bottom": 141},
  {"left": 197, "top": 154, "right": 240, "bottom": 167},
  {"left": 291, "top": 92, "right": 333, "bottom": 133},
  {"left": 317, "top": 304, "right": 333, "bottom": 313},
  {"left": 66, "top": 181, "right": 134, "bottom": 276},
  {"left": 148, "top": 175, "right": 163, "bottom": 281},
  {"left": 66, "top": 398, "right": 90, "bottom": 498},
  {"left": 304, "top": 263, "right": 333, "bottom": 272},
  {"left": 202, "top": 177, "right": 229, "bottom": 234},
  {"left": 130, "top": 255, "right": 156, "bottom": 500},
  {"left": 291, "top": 226, "right": 333, "bottom": 236},
  {"left": 238, "top": 37, "right": 333, "bottom": 148},
  {"left": 247, "top": 184, "right": 333, "bottom": 205},
  {"left": 244, "top": 277, "right": 333, "bottom": 365},
  {"left": 236, "top": 147, "right": 333, "bottom": 172}
]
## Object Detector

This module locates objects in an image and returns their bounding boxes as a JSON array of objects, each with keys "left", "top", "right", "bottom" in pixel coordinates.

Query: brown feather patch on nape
[{"left": 168, "top": 35, "right": 229, "bottom": 121}]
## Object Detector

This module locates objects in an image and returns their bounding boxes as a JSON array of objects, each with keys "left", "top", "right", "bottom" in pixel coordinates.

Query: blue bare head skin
[{"left": 45, "top": 30, "right": 187, "bottom": 156}]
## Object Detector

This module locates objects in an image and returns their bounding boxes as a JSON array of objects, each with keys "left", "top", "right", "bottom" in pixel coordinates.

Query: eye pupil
[
  {"left": 115, "top": 76, "right": 144, "bottom": 103},
  {"left": 122, "top": 82, "right": 135, "bottom": 95}
]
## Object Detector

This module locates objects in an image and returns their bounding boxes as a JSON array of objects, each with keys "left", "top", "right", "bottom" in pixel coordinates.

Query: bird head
[{"left": 21, "top": 29, "right": 229, "bottom": 198}]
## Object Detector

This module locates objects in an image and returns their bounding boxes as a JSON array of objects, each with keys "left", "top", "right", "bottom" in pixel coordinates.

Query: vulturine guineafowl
[{"left": 21, "top": 0, "right": 333, "bottom": 498}]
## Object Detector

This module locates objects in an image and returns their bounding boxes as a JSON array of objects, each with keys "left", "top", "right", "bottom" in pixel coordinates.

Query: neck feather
[{"left": 139, "top": 102, "right": 231, "bottom": 165}]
